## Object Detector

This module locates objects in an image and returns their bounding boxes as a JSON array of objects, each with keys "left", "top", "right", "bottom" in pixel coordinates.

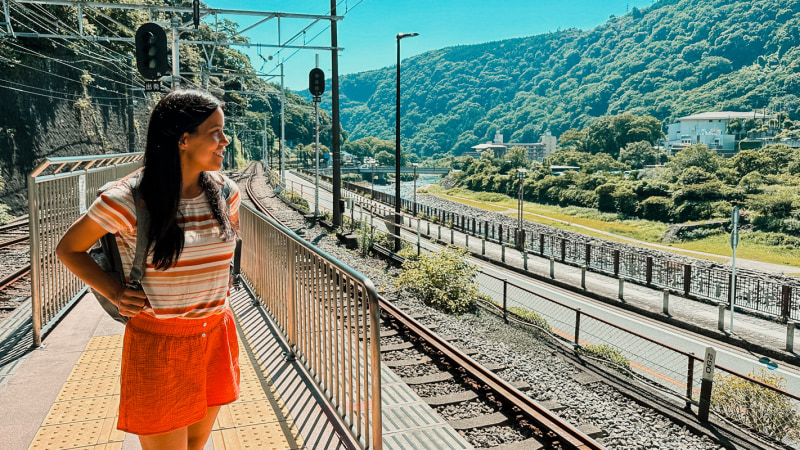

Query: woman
[{"left": 57, "top": 89, "right": 240, "bottom": 450}]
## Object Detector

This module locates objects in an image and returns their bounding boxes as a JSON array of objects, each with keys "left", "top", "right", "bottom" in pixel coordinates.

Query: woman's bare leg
[
  {"left": 138, "top": 406, "right": 220, "bottom": 450},
  {"left": 187, "top": 406, "right": 221, "bottom": 450},
  {"left": 139, "top": 427, "right": 188, "bottom": 450}
]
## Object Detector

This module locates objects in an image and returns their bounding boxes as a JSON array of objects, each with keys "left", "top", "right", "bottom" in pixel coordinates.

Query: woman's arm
[{"left": 56, "top": 215, "right": 147, "bottom": 317}]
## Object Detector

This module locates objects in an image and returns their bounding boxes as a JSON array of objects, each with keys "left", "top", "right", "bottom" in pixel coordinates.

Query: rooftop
[{"left": 677, "top": 111, "right": 772, "bottom": 121}]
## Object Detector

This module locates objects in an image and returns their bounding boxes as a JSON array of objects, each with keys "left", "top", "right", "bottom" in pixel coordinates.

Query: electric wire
[
  {"left": 7, "top": 1, "right": 141, "bottom": 87},
  {"left": 0, "top": 82, "right": 123, "bottom": 107},
  {"left": 265, "top": 0, "right": 366, "bottom": 78},
  {"left": 10, "top": 2, "right": 131, "bottom": 67}
]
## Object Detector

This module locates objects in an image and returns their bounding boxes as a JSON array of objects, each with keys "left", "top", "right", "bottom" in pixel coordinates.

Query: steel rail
[
  {"left": 0, "top": 219, "right": 29, "bottom": 233},
  {"left": 0, "top": 235, "right": 29, "bottom": 249},
  {"left": 0, "top": 264, "right": 31, "bottom": 291},
  {"left": 378, "top": 295, "right": 604, "bottom": 450}
]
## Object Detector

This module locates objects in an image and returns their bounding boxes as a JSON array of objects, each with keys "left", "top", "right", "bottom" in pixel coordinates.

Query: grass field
[{"left": 424, "top": 185, "right": 800, "bottom": 269}]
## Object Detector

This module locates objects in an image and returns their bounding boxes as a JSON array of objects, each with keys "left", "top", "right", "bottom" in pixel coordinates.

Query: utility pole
[
  {"left": 280, "top": 61, "right": 285, "bottom": 185},
  {"left": 330, "top": 0, "right": 342, "bottom": 227},
  {"left": 171, "top": 17, "right": 180, "bottom": 89},
  {"left": 263, "top": 113, "right": 268, "bottom": 168}
]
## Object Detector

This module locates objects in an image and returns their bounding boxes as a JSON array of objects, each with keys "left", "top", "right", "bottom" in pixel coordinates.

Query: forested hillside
[
  {"left": 330, "top": 0, "right": 800, "bottom": 157},
  {"left": 0, "top": 0, "right": 335, "bottom": 214}
]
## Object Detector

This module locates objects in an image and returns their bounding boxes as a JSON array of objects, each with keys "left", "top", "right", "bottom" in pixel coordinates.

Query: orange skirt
[{"left": 117, "top": 309, "right": 240, "bottom": 436}]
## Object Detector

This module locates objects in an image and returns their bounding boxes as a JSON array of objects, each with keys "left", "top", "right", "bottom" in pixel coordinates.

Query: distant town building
[
  {"left": 467, "top": 131, "right": 558, "bottom": 162},
  {"left": 665, "top": 111, "right": 771, "bottom": 157}
]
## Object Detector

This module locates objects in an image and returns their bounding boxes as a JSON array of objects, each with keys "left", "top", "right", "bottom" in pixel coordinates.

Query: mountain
[{"left": 322, "top": 0, "right": 800, "bottom": 157}]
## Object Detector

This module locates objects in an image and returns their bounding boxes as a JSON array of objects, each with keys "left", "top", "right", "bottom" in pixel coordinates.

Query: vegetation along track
[{"left": 241, "top": 162, "right": 603, "bottom": 449}]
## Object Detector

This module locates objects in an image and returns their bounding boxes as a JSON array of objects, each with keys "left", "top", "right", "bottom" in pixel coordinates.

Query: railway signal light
[
  {"left": 135, "top": 23, "right": 168, "bottom": 80},
  {"left": 193, "top": 0, "right": 200, "bottom": 29},
  {"left": 308, "top": 67, "right": 325, "bottom": 99}
]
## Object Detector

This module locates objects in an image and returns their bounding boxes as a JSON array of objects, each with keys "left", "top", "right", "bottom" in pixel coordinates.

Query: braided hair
[{"left": 199, "top": 171, "right": 237, "bottom": 242}]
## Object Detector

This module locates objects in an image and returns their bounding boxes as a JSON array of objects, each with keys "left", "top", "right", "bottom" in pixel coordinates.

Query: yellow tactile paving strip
[{"left": 28, "top": 332, "right": 301, "bottom": 449}]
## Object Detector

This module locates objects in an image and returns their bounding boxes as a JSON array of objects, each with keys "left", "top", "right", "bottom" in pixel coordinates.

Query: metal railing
[
  {"left": 28, "top": 153, "right": 143, "bottom": 347},
  {"left": 479, "top": 271, "right": 800, "bottom": 446},
  {"left": 239, "top": 204, "right": 383, "bottom": 450}
]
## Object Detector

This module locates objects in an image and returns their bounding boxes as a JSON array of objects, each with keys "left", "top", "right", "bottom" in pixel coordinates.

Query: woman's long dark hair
[{"left": 141, "top": 89, "right": 235, "bottom": 270}]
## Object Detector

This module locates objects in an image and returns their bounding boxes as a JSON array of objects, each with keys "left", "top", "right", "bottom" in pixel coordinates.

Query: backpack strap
[
  {"left": 127, "top": 174, "right": 149, "bottom": 288},
  {"left": 217, "top": 173, "right": 242, "bottom": 288}
]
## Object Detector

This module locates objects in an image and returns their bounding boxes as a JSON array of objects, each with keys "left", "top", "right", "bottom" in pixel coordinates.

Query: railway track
[
  {"left": 241, "top": 162, "right": 603, "bottom": 449},
  {"left": 0, "top": 217, "right": 31, "bottom": 323}
]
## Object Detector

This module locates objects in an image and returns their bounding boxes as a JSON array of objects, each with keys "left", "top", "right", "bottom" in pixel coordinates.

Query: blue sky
[{"left": 214, "top": 0, "right": 655, "bottom": 91}]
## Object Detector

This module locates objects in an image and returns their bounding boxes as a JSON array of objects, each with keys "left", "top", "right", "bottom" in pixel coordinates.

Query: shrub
[
  {"left": 639, "top": 196, "right": 672, "bottom": 221},
  {"left": 579, "top": 344, "right": 632, "bottom": 376},
  {"left": 507, "top": 306, "right": 550, "bottom": 332},
  {"left": 282, "top": 190, "right": 309, "bottom": 211},
  {"left": 712, "top": 369, "right": 800, "bottom": 440},
  {"left": 395, "top": 246, "right": 478, "bottom": 314}
]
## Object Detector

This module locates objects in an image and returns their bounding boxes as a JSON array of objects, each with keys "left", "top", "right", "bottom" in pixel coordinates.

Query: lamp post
[
  {"left": 516, "top": 168, "right": 527, "bottom": 250},
  {"left": 371, "top": 162, "right": 376, "bottom": 199},
  {"left": 395, "top": 31, "right": 418, "bottom": 252},
  {"left": 413, "top": 163, "right": 420, "bottom": 255}
]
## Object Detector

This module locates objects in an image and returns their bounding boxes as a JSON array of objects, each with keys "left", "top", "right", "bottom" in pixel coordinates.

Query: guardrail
[
  {"left": 478, "top": 271, "right": 800, "bottom": 446},
  {"left": 28, "top": 153, "right": 143, "bottom": 347},
  {"left": 239, "top": 203, "right": 383, "bottom": 449}
]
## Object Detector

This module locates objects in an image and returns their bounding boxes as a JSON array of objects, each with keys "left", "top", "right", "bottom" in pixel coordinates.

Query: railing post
[
  {"left": 684, "top": 264, "right": 692, "bottom": 297},
  {"left": 501, "top": 245, "right": 506, "bottom": 263},
  {"left": 685, "top": 353, "right": 695, "bottom": 411},
  {"left": 503, "top": 279, "right": 508, "bottom": 324},
  {"left": 646, "top": 256, "right": 653, "bottom": 285},
  {"left": 618, "top": 278, "right": 624, "bottom": 300},
  {"left": 718, "top": 304, "right": 726, "bottom": 331},
  {"left": 782, "top": 285, "right": 792, "bottom": 322},
  {"left": 613, "top": 250, "right": 620, "bottom": 276},
  {"left": 560, "top": 238, "right": 566, "bottom": 262},
  {"left": 482, "top": 238, "right": 485, "bottom": 255},
  {"left": 539, "top": 234, "right": 545, "bottom": 256},
  {"left": 663, "top": 290, "right": 670, "bottom": 315},
  {"left": 787, "top": 321, "right": 796, "bottom": 353},
  {"left": 581, "top": 265, "right": 587, "bottom": 290},
  {"left": 549, "top": 257, "right": 555, "bottom": 279},
  {"left": 585, "top": 243, "right": 591, "bottom": 267},
  {"left": 574, "top": 308, "right": 581, "bottom": 348}
]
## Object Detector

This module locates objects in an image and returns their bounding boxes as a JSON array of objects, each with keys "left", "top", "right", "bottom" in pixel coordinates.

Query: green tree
[
  {"left": 558, "top": 129, "right": 587, "bottom": 152},
  {"left": 665, "top": 144, "right": 723, "bottom": 181},
  {"left": 506, "top": 146, "right": 527, "bottom": 168},
  {"left": 619, "top": 140, "right": 661, "bottom": 169},
  {"left": 731, "top": 149, "right": 773, "bottom": 178},
  {"left": 584, "top": 114, "right": 663, "bottom": 159}
]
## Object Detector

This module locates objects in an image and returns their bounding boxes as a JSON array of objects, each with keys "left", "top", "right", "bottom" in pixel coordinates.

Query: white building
[
  {"left": 665, "top": 111, "right": 771, "bottom": 157},
  {"left": 468, "top": 132, "right": 558, "bottom": 162}
]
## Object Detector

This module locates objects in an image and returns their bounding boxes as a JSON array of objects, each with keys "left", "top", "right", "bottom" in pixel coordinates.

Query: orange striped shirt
[{"left": 86, "top": 173, "right": 240, "bottom": 319}]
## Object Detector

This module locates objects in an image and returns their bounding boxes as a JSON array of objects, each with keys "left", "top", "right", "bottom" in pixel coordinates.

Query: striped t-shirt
[{"left": 86, "top": 172, "right": 240, "bottom": 319}]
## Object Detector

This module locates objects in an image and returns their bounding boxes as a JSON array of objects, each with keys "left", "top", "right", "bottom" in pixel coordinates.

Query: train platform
[{"left": 0, "top": 284, "right": 473, "bottom": 450}]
